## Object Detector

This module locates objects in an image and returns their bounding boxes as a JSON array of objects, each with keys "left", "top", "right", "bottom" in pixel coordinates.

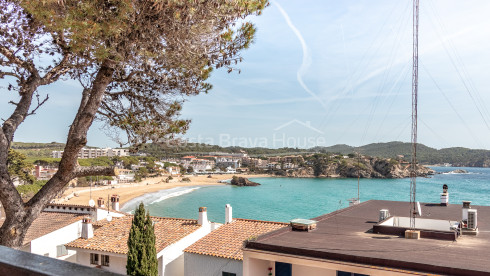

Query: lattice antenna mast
[{"left": 410, "top": 0, "right": 420, "bottom": 230}]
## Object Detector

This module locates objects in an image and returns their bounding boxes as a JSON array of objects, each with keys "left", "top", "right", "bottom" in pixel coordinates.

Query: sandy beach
[{"left": 58, "top": 174, "right": 270, "bottom": 208}]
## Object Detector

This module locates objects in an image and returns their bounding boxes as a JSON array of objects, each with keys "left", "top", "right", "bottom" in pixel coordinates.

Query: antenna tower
[{"left": 410, "top": 0, "right": 420, "bottom": 230}]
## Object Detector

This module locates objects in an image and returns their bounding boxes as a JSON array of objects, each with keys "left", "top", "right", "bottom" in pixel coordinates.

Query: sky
[{"left": 3, "top": 0, "right": 490, "bottom": 150}]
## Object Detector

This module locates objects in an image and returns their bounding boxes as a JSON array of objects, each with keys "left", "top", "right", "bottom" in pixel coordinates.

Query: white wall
[
  {"left": 243, "top": 256, "right": 271, "bottom": 276},
  {"left": 75, "top": 249, "right": 128, "bottom": 275},
  {"left": 243, "top": 250, "right": 415, "bottom": 276},
  {"left": 293, "top": 264, "right": 335, "bottom": 276},
  {"left": 30, "top": 220, "right": 82, "bottom": 259},
  {"left": 158, "top": 223, "right": 217, "bottom": 276},
  {"left": 380, "top": 217, "right": 459, "bottom": 231},
  {"left": 95, "top": 208, "right": 126, "bottom": 221},
  {"left": 185, "top": 253, "right": 242, "bottom": 276}
]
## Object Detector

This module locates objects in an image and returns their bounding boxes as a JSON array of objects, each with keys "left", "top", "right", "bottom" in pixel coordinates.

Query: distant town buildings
[{"left": 52, "top": 148, "right": 129, "bottom": 159}]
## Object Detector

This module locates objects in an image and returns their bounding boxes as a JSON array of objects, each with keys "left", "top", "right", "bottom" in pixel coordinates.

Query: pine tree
[{"left": 127, "top": 203, "right": 158, "bottom": 276}]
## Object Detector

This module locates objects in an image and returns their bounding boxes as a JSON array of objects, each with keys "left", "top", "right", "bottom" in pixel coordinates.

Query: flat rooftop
[{"left": 245, "top": 200, "right": 490, "bottom": 276}]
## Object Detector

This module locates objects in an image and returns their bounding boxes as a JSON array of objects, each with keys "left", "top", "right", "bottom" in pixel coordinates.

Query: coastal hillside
[
  {"left": 280, "top": 155, "right": 434, "bottom": 179},
  {"left": 141, "top": 141, "right": 490, "bottom": 167},
  {"left": 11, "top": 141, "right": 490, "bottom": 167},
  {"left": 312, "top": 142, "right": 490, "bottom": 167},
  {"left": 11, "top": 142, "right": 65, "bottom": 158}
]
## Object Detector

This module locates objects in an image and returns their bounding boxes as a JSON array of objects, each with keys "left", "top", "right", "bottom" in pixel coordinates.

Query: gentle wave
[
  {"left": 150, "top": 187, "right": 200, "bottom": 204},
  {"left": 442, "top": 172, "right": 473, "bottom": 175},
  {"left": 121, "top": 186, "right": 201, "bottom": 212}
]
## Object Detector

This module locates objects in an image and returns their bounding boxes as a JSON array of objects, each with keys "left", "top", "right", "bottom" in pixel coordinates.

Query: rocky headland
[
  {"left": 231, "top": 176, "right": 261, "bottom": 186},
  {"left": 270, "top": 157, "right": 434, "bottom": 179}
]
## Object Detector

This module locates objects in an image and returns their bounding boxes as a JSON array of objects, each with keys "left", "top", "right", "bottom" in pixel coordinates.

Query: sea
[{"left": 121, "top": 167, "right": 490, "bottom": 223}]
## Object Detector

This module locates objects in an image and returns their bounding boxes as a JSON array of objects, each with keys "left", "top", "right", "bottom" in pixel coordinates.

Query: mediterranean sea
[{"left": 121, "top": 166, "right": 490, "bottom": 223}]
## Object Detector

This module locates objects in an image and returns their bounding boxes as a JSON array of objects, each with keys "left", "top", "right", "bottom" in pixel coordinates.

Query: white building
[
  {"left": 184, "top": 205, "right": 287, "bottom": 276},
  {"left": 216, "top": 157, "right": 242, "bottom": 169},
  {"left": 2, "top": 203, "right": 126, "bottom": 262},
  {"left": 116, "top": 169, "right": 135, "bottom": 183},
  {"left": 66, "top": 207, "right": 218, "bottom": 276}
]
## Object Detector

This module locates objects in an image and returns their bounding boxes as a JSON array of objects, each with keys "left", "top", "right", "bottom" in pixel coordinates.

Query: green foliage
[
  {"left": 127, "top": 203, "right": 158, "bottom": 276},
  {"left": 7, "top": 149, "right": 35, "bottom": 184},
  {"left": 77, "top": 157, "right": 114, "bottom": 167},
  {"left": 16, "top": 180, "right": 47, "bottom": 198},
  {"left": 30, "top": 158, "right": 61, "bottom": 166},
  {"left": 136, "top": 167, "right": 149, "bottom": 179},
  {"left": 11, "top": 142, "right": 65, "bottom": 158},
  {"left": 311, "top": 154, "right": 327, "bottom": 177}
]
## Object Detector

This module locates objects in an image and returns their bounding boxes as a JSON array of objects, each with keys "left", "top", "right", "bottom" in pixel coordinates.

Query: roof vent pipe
[
  {"left": 198, "top": 207, "right": 208, "bottom": 226},
  {"left": 462, "top": 201, "right": 471, "bottom": 221},
  {"left": 440, "top": 184, "right": 449, "bottom": 206},
  {"left": 225, "top": 204, "right": 232, "bottom": 224}
]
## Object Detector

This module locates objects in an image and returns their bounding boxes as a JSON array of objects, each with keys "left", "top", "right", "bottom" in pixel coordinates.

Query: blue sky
[{"left": 3, "top": 0, "right": 490, "bottom": 149}]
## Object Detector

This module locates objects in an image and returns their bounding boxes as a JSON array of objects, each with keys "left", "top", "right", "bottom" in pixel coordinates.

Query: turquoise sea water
[{"left": 121, "top": 167, "right": 490, "bottom": 223}]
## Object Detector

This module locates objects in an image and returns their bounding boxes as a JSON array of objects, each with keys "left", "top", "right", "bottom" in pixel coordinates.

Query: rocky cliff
[{"left": 275, "top": 157, "right": 434, "bottom": 179}]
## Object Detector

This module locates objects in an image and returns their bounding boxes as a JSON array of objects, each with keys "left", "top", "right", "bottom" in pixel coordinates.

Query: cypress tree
[{"left": 127, "top": 203, "right": 158, "bottom": 276}]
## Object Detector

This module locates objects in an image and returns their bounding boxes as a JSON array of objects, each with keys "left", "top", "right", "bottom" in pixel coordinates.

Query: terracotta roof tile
[
  {"left": 66, "top": 216, "right": 200, "bottom": 254},
  {"left": 184, "top": 218, "right": 287, "bottom": 260},
  {"left": 0, "top": 212, "right": 85, "bottom": 245}
]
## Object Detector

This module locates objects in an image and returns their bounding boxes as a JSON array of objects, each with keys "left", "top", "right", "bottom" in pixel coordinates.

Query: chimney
[
  {"left": 440, "top": 184, "right": 449, "bottom": 206},
  {"left": 97, "top": 197, "right": 105, "bottom": 208},
  {"left": 81, "top": 217, "right": 93, "bottom": 239},
  {"left": 462, "top": 201, "right": 471, "bottom": 221},
  {"left": 198, "top": 207, "right": 208, "bottom": 226},
  {"left": 110, "top": 194, "right": 120, "bottom": 211},
  {"left": 225, "top": 204, "right": 232, "bottom": 224}
]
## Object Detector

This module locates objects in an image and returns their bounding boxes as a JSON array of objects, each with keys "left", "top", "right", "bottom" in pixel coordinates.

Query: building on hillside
[
  {"left": 243, "top": 198, "right": 490, "bottom": 276},
  {"left": 52, "top": 148, "right": 129, "bottom": 159},
  {"left": 0, "top": 202, "right": 125, "bottom": 262},
  {"left": 181, "top": 158, "right": 215, "bottom": 173},
  {"left": 184, "top": 205, "right": 287, "bottom": 276},
  {"left": 216, "top": 157, "right": 242, "bottom": 169},
  {"left": 167, "top": 166, "right": 181, "bottom": 176},
  {"left": 116, "top": 169, "right": 135, "bottom": 183},
  {"left": 66, "top": 207, "right": 219, "bottom": 276},
  {"left": 34, "top": 165, "right": 58, "bottom": 180},
  {"left": 242, "top": 157, "right": 269, "bottom": 169}
]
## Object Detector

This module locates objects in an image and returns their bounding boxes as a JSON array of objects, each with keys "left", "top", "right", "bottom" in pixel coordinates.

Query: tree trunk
[{"left": 0, "top": 60, "right": 116, "bottom": 248}]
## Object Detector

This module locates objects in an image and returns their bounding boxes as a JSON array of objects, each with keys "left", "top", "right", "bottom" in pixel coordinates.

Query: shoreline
[{"left": 57, "top": 174, "right": 270, "bottom": 208}]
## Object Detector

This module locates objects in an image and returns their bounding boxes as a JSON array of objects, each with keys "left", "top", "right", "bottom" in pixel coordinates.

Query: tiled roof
[
  {"left": 0, "top": 212, "right": 84, "bottom": 245},
  {"left": 184, "top": 218, "right": 287, "bottom": 260},
  {"left": 66, "top": 216, "right": 200, "bottom": 254}
]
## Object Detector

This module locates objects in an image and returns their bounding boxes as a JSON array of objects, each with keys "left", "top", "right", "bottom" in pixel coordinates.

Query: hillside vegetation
[{"left": 11, "top": 141, "right": 490, "bottom": 167}]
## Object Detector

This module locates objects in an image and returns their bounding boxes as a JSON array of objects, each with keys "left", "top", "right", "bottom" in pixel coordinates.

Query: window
[
  {"left": 56, "top": 245, "right": 68, "bottom": 257},
  {"left": 337, "top": 271, "right": 369, "bottom": 276},
  {"left": 222, "top": 272, "right": 236, "bottom": 276},
  {"left": 90, "top": 253, "right": 99, "bottom": 265},
  {"left": 275, "top": 262, "right": 292, "bottom": 276},
  {"left": 101, "top": 255, "right": 110, "bottom": 266}
]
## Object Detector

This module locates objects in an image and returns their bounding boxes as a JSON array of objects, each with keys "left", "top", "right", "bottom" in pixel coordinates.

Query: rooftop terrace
[{"left": 245, "top": 200, "right": 490, "bottom": 276}]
